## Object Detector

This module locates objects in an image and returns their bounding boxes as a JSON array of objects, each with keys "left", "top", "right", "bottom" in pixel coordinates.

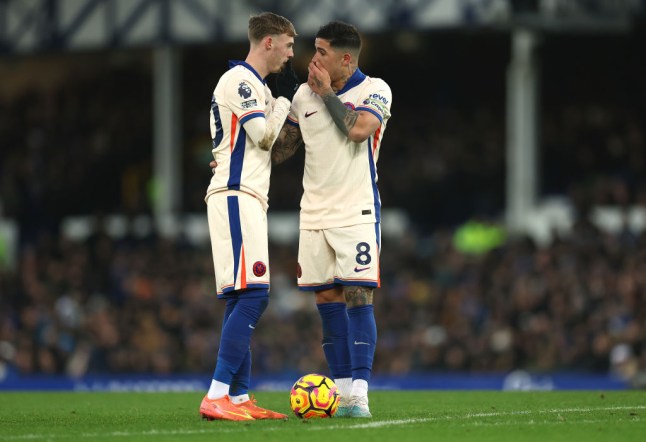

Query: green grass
[{"left": 1, "top": 391, "right": 644, "bottom": 441}]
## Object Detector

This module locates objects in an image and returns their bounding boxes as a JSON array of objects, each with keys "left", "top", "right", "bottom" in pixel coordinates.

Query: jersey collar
[
  {"left": 228, "top": 60, "right": 266, "bottom": 84},
  {"left": 336, "top": 68, "right": 366, "bottom": 95}
]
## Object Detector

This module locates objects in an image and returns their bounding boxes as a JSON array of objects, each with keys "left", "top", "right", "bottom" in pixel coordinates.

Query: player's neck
[
  {"left": 245, "top": 51, "right": 270, "bottom": 79},
  {"left": 331, "top": 65, "right": 357, "bottom": 92}
]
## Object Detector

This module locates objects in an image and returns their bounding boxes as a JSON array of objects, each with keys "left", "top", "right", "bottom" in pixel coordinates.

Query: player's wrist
[
  {"left": 321, "top": 90, "right": 339, "bottom": 103},
  {"left": 274, "top": 96, "right": 291, "bottom": 108}
]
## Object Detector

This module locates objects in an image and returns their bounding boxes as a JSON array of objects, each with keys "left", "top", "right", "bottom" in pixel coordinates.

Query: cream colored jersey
[
  {"left": 206, "top": 61, "right": 274, "bottom": 209},
  {"left": 287, "top": 69, "right": 392, "bottom": 229}
]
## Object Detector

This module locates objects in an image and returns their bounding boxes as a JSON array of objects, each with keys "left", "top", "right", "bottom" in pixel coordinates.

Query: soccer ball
[{"left": 289, "top": 373, "right": 340, "bottom": 418}]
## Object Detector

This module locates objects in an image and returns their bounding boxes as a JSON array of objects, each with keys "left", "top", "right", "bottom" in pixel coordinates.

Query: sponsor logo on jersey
[
  {"left": 363, "top": 98, "right": 388, "bottom": 115},
  {"left": 354, "top": 266, "right": 370, "bottom": 273},
  {"left": 305, "top": 111, "right": 318, "bottom": 118},
  {"left": 241, "top": 99, "right": 257, "bottom": 109},
  {"left": 253, "top": 261, "right": 267, "bottom": 277},
  {"left": 369, "top": 93, "right": 389, "bottom": 105},
  {"left": 238, "top": 82, "right": 252, "bottom": 99}
]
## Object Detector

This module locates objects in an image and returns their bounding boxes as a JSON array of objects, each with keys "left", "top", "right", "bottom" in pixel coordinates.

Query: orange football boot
[
  {"left": 200, "top": 395, "right": 255, "bottom": 421},
  {"left": 237, "top": 396, "right": 288, "bottom": 420}
]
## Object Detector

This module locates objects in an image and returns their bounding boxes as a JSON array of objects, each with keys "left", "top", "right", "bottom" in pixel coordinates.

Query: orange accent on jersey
[
  {"left": 240, "top": 245, "right": 247, "bottom": 289},
  {"left": 230, "top": 114, "right": 238, "bottom": 152},
  {"left": 239, "top": 110, "right": 263, "bottom": 119},
  {"left": 334, "top": 277, "right": 379, "bottom": 284},
  {"left": 372, "top": 126, "right": 381, "bottom": 156},
  {"left": 297, "top": 280, "right": 335, "bottom": 288},
  {"left": 218, "top": 283, "right": 235, "bottom": 295}
]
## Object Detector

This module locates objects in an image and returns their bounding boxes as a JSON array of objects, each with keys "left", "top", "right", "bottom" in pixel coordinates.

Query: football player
[
  {"left": 275, "top": 21, "right": 392, "bottom": 418},
  {"left": 199, "top": 12, "right": 298, "bottom": 421}
]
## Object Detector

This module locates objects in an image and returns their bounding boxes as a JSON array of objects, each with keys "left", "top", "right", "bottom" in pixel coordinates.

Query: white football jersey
[
  {"left": 206, "top": 61, "right": 274, "bottom": 209},
  {"left": 287, "top": 69, "right": 392, "bottom": 229}
]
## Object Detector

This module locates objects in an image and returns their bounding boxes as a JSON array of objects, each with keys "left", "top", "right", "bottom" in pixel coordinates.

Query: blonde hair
[{"left": 248, "top": 12, "right": 296, "bottom": 43}]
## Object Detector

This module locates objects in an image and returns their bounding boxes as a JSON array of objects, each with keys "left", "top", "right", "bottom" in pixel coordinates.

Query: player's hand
[
  {"left": 307, "top": 61, "right": 333, "bottom": 97},
  {"left": 268, "top": 59, "right": 300, "bottom": 102},
  {"left": 210, "top": 160, "right": 217, "bottom": 174}
]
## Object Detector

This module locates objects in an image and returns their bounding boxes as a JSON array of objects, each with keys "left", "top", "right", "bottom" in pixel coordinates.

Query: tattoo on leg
[{"left": 344, "top": 286, "right": 373, "bottom": 307}]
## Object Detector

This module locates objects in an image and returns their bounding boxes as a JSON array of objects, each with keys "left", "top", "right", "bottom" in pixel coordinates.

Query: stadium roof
[{"left": 1, "top": 0, "right": 643, "bottom": 55}]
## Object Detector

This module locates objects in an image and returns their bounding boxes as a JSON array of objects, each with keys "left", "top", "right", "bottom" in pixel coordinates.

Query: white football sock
[
  {"left": 207, "top": 380, "right": 229, "bottom": 399},
  {"left": 351, "top": 379, "right": 369, "bottom": 399},
  {"left": 335, "top": 377, "right": 353, "bottom": 399}
]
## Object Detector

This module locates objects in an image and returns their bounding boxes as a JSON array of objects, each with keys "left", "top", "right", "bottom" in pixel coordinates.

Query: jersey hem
[
  {"left": 217, "top": 283, "right": 270, "bottom": 298},
  {"left": 333, "top": 277, "right": 379, "bottom": 288},
  {"left": 297, "top": 282, "right": 336, "bottom": 292},
  {"left": 299, "top": 218, "right": 377, "bottom": 230}
]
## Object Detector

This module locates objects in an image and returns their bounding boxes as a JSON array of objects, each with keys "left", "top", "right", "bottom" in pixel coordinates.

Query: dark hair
[
  {"left": 315, "top": 21, "right": 361, "bottom": 53},
  {"left": 248, "top": 12, "right": 296, "bottom": 42}
]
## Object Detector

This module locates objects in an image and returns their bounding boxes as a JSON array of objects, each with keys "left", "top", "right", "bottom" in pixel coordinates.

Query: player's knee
[
  {"left": 238, "top": 289, "right": 269, "bottom": 318},
  {"left": 255, "top": 297, "right": 269, "bottom": 315},
  {"left": 315, "top": 287, "right": 344, "bottom": 304},
  {"left": 237, "top": 297, "right": 268, "bottom": 324},
  {"left": 343, "top": 286, "right": 373, "bottom": 307}
]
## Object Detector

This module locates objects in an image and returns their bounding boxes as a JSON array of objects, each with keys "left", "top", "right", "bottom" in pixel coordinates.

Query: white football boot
[{"left": 348, "top": 395, "right": 372, "bottom": 418}]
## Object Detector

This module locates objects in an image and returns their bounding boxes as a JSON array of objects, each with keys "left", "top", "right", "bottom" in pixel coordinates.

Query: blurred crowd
[
  {"left": 1, "top": 216, "right": 645, "bottom": 386},
  {"left": 0, "top": 54, "right": 153, "bottom": 248},
  {"left": 1, "top": 31, "right": 646, "bottom": 384}
]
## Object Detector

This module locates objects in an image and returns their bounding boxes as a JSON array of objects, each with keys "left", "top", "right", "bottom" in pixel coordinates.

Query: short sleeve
[
  {"left": 355, "top": 80, "right": 392, "bottom": 123},
  {"left": 223, "top": 75, "right": 266, "bottom": 125}
]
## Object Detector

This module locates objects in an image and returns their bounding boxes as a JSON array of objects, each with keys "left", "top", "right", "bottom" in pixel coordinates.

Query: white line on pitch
[{"left": 2, "top": 404, "right": 645, "bottom": 440}]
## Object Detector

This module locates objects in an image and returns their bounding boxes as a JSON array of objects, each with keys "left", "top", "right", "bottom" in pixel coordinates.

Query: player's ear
[{"left": 264, "top": 36, "right": 273, "bottom": 50}]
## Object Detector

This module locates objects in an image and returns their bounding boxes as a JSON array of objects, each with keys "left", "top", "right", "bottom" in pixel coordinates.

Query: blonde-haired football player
[{"left": 199, "top": 12, "right": 298, "bottom": 421}]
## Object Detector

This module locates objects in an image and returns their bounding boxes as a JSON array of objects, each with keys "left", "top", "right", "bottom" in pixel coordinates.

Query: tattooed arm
[
  {"left": 271, "top": 123, "right": 304, "bottom": 165},
  {"left": 208, "top": 123, "right": 302, "bottom": 172},
  {"left": 321, "top": 91, "right": 357, "bottom": 137},
  {"left": 308, "top": 61, "right": 381, "bottom": 143}
]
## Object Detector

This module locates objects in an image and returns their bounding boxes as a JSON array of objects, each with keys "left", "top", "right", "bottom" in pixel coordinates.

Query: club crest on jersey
[
  {"left": 238, "top": 82, "right": 252, "bottom": 99},
  {"left": 253, "top": 261, "right": 267, "bottom": 277}
]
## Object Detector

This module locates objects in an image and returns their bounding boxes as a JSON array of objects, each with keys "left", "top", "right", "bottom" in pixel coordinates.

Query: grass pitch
[{"left": 1, "top": 391, "right": 644, "bottom": 441}]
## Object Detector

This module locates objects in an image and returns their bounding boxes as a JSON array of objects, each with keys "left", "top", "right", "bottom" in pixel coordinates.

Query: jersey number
[{"left": 355, "top": 242, "right": 372, "bottom": 265}]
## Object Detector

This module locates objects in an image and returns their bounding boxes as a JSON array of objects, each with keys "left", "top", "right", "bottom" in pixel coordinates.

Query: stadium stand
[{"left": 1, "top": 16, "right": 645, "bottom": 389}]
